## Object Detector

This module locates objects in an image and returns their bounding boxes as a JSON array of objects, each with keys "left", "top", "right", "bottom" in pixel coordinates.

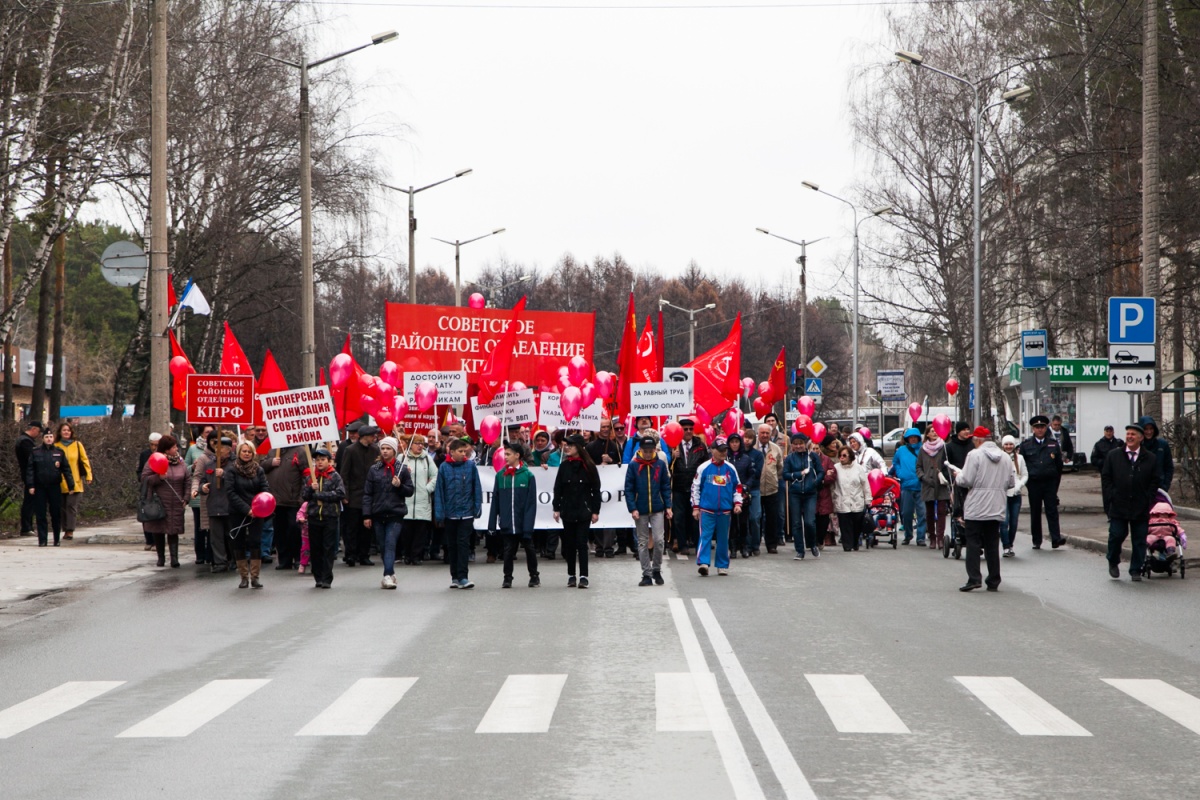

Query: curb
[
  {"left": 87, "top": 534, "right": 195, "bottom": 545},
  {"left": 1065, "top": 534, "right": 1200, "bottom": 570}
]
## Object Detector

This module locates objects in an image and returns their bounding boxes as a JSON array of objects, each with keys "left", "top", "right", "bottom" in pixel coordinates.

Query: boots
[
  {"left": 168, "top": 535, "right": 180, "bottom": 568},
  {"left": 250, "top": 559, "right": 263, "bottom": 589},
  {"left": 155, "top": 534, "right": 166, "bottom": 567},
  {"left": 936, "top": 534, "right": 945, "bottom": 550},
  {"left": 237, "top": 560, "right": 250, "bottom": 589}
]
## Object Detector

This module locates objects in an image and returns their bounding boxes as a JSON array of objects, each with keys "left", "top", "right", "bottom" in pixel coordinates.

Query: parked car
[{"left": 880, "top": 427, "right": 906, "bottom": 457}]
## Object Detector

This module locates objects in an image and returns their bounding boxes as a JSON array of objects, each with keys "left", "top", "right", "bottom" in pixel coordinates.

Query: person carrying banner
[
  {"left": 691, "top": 441, "right": 743, "bottom": 576},
  {"left": 553, "top": 434, "right": 601, "bottom": 588},
  {"left": 626, "top": 434, "right": 672, "bottom": 586}
]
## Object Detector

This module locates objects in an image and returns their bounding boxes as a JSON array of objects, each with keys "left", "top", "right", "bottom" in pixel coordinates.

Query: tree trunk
[
  {"left": 1, "top": 235, "right": 11, "bottom": 422},
  {"left": 50, "top": 230, "right": 65, "bottom": 421}
]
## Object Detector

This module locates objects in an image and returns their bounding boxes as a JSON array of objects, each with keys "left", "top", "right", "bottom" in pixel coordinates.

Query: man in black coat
[
  {"left": 1101, "top": 424, "right": 1162, "bottom": 582},
  {"left": 14, "top": 419, "right": 42, "bottom": 535},
  {"left": 1018, "top": 415, "right": 1065, "bottom": 549},
  {"left": 1091, "top": 426, "right": 1122, "bottom": 471},
  {"left": 339, "top": 424, "right": 380, "bottom": 566}
]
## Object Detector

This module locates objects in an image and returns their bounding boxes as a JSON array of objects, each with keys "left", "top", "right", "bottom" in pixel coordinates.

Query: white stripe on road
[
  {"left": 296, "top": 678, "right": 418, "bottom": 736},
  {"left": 0, "top": 681, "right": 125, "bottom": 739},
  {"left": 656, "top": 673, "right": 710, "bottom": 732},
  {"left": 668, "top": 597, "right": 765, "bottom": 800},
  {"left": 955, "top": 677, "right": 1091, "bottom": 736},
  {"left": 1104, "top": 679, "right": 1200, "bottom": 735},
  {"left": 693, "top": 599, "right": 819, "bottom": 800},
  {"left": 804, "top": 674, "right": 911, "bottom": 734},
  {"left": 116, "top": 679, "right": 270, "bottom": 738},
  {"left": 475, "top": 674, "right": 567, "bottom": 733}
]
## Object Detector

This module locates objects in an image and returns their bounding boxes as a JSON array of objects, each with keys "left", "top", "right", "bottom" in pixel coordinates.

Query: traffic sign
[
  {"left": 1109, "top": 368, "right": 1155, "bottom": 393},
  {"left": 1021, "top": 329, "right": 1048, "bottom": 369},
  {"left": 1108, "top": 297, "right": 1156, "bottom": 344},
  {"left": 806, "top": 356, "right": 828, "bottom": 378},
  {"left": 876, "top": 369, "right": 905, "bottom": 401},
  {"left": 1108, "top": 344, "right": 1156, "bottom": 368},
  {"left": 186, "top": 374, "right": 256, "bottom": 425},
  {"left": 969, "top": 382, "right": 975, "bottom": 411},
  {"left": 804, "top": 378, "right": 823, "bottom": 396}
]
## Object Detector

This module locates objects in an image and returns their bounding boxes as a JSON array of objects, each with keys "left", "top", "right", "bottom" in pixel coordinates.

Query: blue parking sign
[{"left": 1108, "top": 297, "right": 1156, "bottom": 345}]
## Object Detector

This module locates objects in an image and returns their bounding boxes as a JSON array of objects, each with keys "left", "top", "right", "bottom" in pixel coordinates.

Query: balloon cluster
[
  {"left": 748, "top": 374, "right": 776, "bottom": 418},
  {"left": 538, "top": 356, "right": 609, "bottom": 423},
  {"left": 328, "top": 354, "right": 428, "bottom": 435}
]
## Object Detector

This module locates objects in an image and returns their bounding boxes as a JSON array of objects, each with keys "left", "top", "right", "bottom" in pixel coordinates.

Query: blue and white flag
[{"left": 178, "top": 278, "right": 210, "bottom": 316}]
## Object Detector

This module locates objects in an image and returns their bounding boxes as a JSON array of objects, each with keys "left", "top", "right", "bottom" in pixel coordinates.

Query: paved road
[{"left": 2, "top": 537, "right": 1199, "bottom": 800}]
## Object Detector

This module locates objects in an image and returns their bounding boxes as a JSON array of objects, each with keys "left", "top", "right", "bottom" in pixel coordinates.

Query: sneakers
[
  {"left": 639, "top": 576, "right": 654, "bottom": 587},
  {"left": 502, "top": 578, "right": 513, "bottom": 589},
  {"left": 1003, "top": 548, "right": 1015, "bottom": 558},
  {"left": 698, "top": 565, "right": 709, "bottom": 576},
  {"left": 793, "top": 554, "right": 804, "bottom": 561},
  {"left": 578, "top": 576, "right": 589, "bottom": 589},
  {"left": 528, "top": 577, "right": 541, "bottom": 588},
  {"left": 449, "top": 581, "right": 460, "bottom": 589},
  {"left": 652, "top": 571, "right": 664, "bottom": 585},
  {"left": 459, "top": 579, "right": 475, "bottom": 589},
  {"left": 717, "top": 568, "right": 728, "bottom": 576},
  {"left": 381, "top": 574, "right": 397, "bottom": 590},
  {"left": 810, "top": 547, "right": 820, "bottom": 558},
  {"left": 468, "top": 551, "right": 476, "bottom": 562},
  {"left": 1131, "top": 573, "right": 1143, "bottom": 582},
  {"left": 567, "top": 575, "right": 577, "bottom": 588}
]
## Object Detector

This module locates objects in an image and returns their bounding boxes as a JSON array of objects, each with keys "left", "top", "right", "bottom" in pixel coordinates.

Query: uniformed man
[{"left": 1018, "top": 415, "right": 1064, "bottom": 549}]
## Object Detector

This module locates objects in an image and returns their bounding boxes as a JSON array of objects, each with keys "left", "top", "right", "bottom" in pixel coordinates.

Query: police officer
[{"left": 1018, "top": 415, "right": 1064, "bottom": 549}]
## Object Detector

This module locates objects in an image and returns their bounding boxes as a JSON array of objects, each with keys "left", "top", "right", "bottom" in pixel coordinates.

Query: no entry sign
[
  {"left": 186, "top": 374, "right": 255, "bottom": 426},
  {"left": 260, "top": 386, "right": 340, "bottom": 449}
]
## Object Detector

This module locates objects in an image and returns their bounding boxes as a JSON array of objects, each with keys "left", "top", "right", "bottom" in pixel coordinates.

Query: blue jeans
[
  {"left": 260, "top": 516, "right": 274, "bottom": 559},
  {"left": 1107, "top": 517, "right": 1148, "bottom": 576},
  {"left": 380, "top": 519, "right": 404, "bottom": 576},
  {"left": 787, "top": 492, "right": 818, "bottom": 553},
  {"left": 999, "top": 495, "right": 1022, "bottom": 549},
  {"left": 899, "top": 488, "right": 927, "bottom": 543},
  {"left": 697, "top": 510, "right": 731, "bottom": 569},
  {"left": 746, "top": 490, "right": 762, "bottom": 552}
]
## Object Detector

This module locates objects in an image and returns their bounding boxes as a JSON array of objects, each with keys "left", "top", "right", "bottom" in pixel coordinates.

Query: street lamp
[
  {"left": 263, "top": 30, "right": 398, "bottom": 387},
  {"left": 480, "top": 274, "right": 531, "bottom": 308},
  {"left": 799, "top": 183, "right": 892, "bottom": 427},
  {"left": 431, "top": 228, "right": 506, "bottom": 307},
  {"left": 659, "top": 299, "right": 716, "bottom": 361},
  {"left": 756, "top": 228, "right": 828, "bottom": 411},
  {"left": 896, "top": 48, "right": 1031, "bottom": 426},
  {"left": 382, "top": 169, "right": 474, "bottom": 305}
]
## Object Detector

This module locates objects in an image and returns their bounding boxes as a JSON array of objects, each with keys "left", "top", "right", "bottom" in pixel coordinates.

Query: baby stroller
[
  {"left": 1142, "top": 493, "right": 1186, "bottom": 579},
  {"left": 867, "top": 476, "right": 901, "bottom": 549},
  {"left": 943, "top": 464, "right": 964, "bottom": 560}
]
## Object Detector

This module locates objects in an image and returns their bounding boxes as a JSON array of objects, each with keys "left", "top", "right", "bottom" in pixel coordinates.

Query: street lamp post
[
  {"left": 659, "top": 299, "right": 716, "bottom": 361},
  {"left": 264, "top": 30, "right": 397, "bottom": 388},
  {"left": 382, "top": 169, "right": 474, "bottom": 305},
  {"left": 756, "top": 228, "right": 828, "bottom": 410},
  {"left": 431, "top": 228, "right": 506, "bottom": 307},
  {"left": 895, "top": 49, "right": 1031, "bottom": 426},
  {"left": 481, "top": 274, "right": 532, "bottom": 308}
]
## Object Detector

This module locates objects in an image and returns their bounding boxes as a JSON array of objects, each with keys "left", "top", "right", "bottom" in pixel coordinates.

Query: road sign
[
  {"left": 969, "top": 382, "right": 975, "bottom": 411},
  {"left": 806, "top": 356, "right": 827, "bottom": 378},
  {"left": 1107, "top": 344, "right": 1156, "bottom": 369},
  {"left": 1021, "top": 329, "right": 1048, "bottom": 369},
  {"left": 804, "top": 378, "right": 823, "bottom": 396},
  {"left": 1109, "top": 368, "right": 1155, "bottom": 393},
  {"left": 99, "top": 241, "right": 147, "bottom": 288},
  {"left": 876, "top": 369, "right": 905, "bottom": 401},
  {"left": 1108, "top": 297, "right": 1156, "bottom": 344},
  {"left": 185, "top": 374, "right": 255, "bottom": 425}
]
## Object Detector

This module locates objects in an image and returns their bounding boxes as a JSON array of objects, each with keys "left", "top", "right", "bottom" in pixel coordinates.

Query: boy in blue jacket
[
  {"left": 488, "top": 442, "right": 540, "bottom": 588},
  {"left": 434, "top": 438, "right": 483, "bottom": 590},
  {"left": 888, "top": 427, "right": 927, "bottom": 545},
  {"left": 625, "top": 434, "right": 673, "bottom": 586},
  {"left": 690, "top": 441, "right": 743, "bottom": 576}
]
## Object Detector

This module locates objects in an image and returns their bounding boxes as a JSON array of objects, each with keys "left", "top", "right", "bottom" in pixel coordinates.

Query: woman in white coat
[
  {"left": 831, "top": 447, "right": 872, "bottom": 552},
  {"left": 999, "top": 435, "right": 1028, "bottom": 558},
  {"left": 847, "top": 432, "right": 885, "bottom": 474},
  {"left": 400, "top": 434, "right": 439, "bottom": 565}
]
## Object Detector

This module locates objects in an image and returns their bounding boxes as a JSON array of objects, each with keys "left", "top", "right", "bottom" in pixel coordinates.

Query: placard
[
  {"left": 630, "top": 379, "right": 694, "bottom": 416},
  {"left": 538, "top": 392, "right": 603, "bottom": 432},
  {"left": 477, "top": 465, "right": 633, "bottom": 529},
  {"left": 186, "top": 374, "right": 255, "bottom": 426},
  {"left": 469, "top": 388, "right": 537, "bottom": 426},
  {"left": 402, "top": 370, "right": 468, "bottom": 405},
  {"left": 260, "top": 386, "right": 339, "bottom": 448}
]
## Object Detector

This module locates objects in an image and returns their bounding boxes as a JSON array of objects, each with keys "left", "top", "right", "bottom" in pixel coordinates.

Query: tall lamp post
[
  {"left": 797, "top": 185, "right": 891, "bottom": 428},
  {"left": 480, "top": 274, "right": 532, "bottom": 308},
  {"left": 895, "top": 49, "right": 1031, "bottom": 426},
  {"left": 431, "top": 228, "right": 506, "bottom": 307},
  {"left": 659, "top": 299, "right": 716, "bottom": 361},
  {"left": 264, "top": 30, "right": 397, "bottom": 388},
  {"left": 382, "top": 169, "right": 474, "bottom": 305}
]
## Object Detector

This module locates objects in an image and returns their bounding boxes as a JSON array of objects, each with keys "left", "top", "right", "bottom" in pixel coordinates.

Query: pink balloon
[
  {"left": 329, "top": 353, "right": 354, "bottom": 389},
  {"left": 867, "top": 468, "right": 885, "bottom": 497},
  {"left": 561, "top": 386, "right": 583, "bottom": 422},
  {"left": 594, "top": 371, "right": 615, "bottom": 400},
  {"left": 757, "top": 380, "right": 770, "bottom": 398},
  {"left": 393, "top": 395, "right": 409, "bottom": 420},
  {"left": 721, "top": 409, "right": 741, "bottom": 437},
  {"left": 742, "top": 377, "right": 755, "bottom": 397},
  {"left": 945, "top": 378, "right": 959, "bottom": 396},
  {"left": 568, "top": 356, "right": 591, "bottom": 387},
  {"left": 373, "top": 378, "right": 394, "bottom": 398},
  {"left": 557, "top": 365, "right": 570, "bottom": 379},
  {"left": 580, "top": 382, "right": 597, "bottom": 409},
  {"left": 695, "top": 405, "right": 712, "bottom": 425},
  {"left": 795, "top": 413, "right": 813, "bottom": 438},
  {"left": 510, "top": 381, "right": 527, "bottom": 392},
  {"left": 468, "top": 292, "right": 486, "bottom": 309},
  {"left": 859, "top": 426, "right": 872, "bottom": 439},
  {"left": 811, "top": 422, "right": 827, "bottom": 443},
  {"left": 415, "top": 381, "right": 438, "bottom": 412},
  {"left": 148, "top": 452, "right": 169, "bottom": 476},
  {"left": 908, "top": 402, "right": 923, "bottom": 423},
  {"left": 360, "top": 393, "right": 379, "bottom": 416},
  {"left": 492, "top": 447, "right": 506, "bottom": 472},
  {"left": 379, "top": 360, "right": 400, "bottom": 386},
  {"left": 932, "top": 413, "right": 952, "bottom": 440},
  {"left": 662, "top": 421, "right": 683, "bottom": 448},
  {"left": 251, "top": 492, "right": 277, "bottom": 519},
  {"left": 480, "top": 415, "right": 501, "bottom": 445},
  {"left": 703, "top": 424, "right": 716, "bottom": 443},
  {"left": 797, "top": 396, "right": 815, "bottom": 417},
  {"left": 556, "top": 375, "right": 572, "bottom": 393}
]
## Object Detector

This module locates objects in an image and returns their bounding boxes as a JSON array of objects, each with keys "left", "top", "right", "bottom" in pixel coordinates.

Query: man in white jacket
[{"left": 955, "top": 426, "right": 1016, "bottom": 592}]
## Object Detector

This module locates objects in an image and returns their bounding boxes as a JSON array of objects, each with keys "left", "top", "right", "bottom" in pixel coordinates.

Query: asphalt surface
[{"left": 3, "top": 533, "right": 1200, "bottom": 800}]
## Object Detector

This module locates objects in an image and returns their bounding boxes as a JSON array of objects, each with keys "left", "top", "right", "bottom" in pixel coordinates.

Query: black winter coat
[
  {"left": 339, "top": 441, "right": 379, "bottom": 509},
  {"left": 945, "top": 436, "right": 974, "bottom": 471},
  {"left": 16, "top": 433, "right": 36, "bottom": 485},
  {"left": 362, "top": 459, "right": 415, "bottom": 521},
  {"left": 226, "top": 462, "right": 269, "bottom": 518},
  {"left": 552, "top": 457, "right": 601, "bottom": 523},
  {"left": 670, "top": 438, "right": 709, "bottom": 491},
  {"left": 1018, "top": 436, "right": 1063, "bottom": 481},
  {"left": 26, "top": 444, "right": 73, "bottom": 490},
  {"left": 1101, "top": 447, "right": 1161, "bottom": 521}
]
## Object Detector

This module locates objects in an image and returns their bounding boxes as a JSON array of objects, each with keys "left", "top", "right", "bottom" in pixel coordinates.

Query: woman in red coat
[{"left": 140, "top": 434, "right": 190, "bottom": 568}]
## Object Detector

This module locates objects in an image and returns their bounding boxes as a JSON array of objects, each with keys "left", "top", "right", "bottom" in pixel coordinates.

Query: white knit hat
[
  {"left": 378, "top": 436, "right": 399, "bottom": 453},
  {"left": 1001, "top": 435, "right": 1018, "bottom": 447}
]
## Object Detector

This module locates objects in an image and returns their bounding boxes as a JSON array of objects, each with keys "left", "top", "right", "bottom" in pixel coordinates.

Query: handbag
[
  {"left": 862, "top": 507, "right": 877, "bottom": 534},
  {"left": 137, "top": 480, "right": 166, "bottom": 522}
]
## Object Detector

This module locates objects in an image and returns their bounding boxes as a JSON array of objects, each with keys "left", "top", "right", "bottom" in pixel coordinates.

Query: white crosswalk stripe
[
  {"left": 956, "top": 676, "right": 1091, "bottom": 736},
  {"left": 656, "top": 672, "right": 711, "bottom": 732},
  {"left": 805, "top": 674, "right": 910, "bottom": 734},
  {"left": 475, "top": 674, "right": 567, "bottom": 734},
  {"left": 0, "top": 681, "right": 125, "bottom": 739},
  {"left": 296, "top": 678, "right": 418, "bottom": 736},
  {"left": 1103, "top": 679, "right": 1200, "bottom": 736},
  {"left": 116, "top": 679, "right": 270, "bottom": 738}
]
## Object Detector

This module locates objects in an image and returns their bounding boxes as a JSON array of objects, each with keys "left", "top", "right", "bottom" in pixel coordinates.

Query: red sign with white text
[
  {"left": 385, "top": 303, "right": 595, "bottom": 390},
  {"left": 186, "top": 374, "right": 256, "bottom": 426}
]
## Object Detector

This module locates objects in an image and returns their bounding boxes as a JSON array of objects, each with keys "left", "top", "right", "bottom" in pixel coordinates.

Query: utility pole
[
  {"left": 798, "top": 244, "right": 808, "bottom": 404},
  {"left": 149, "top": 0, "right": 170, "bottom": 430},
  {"left": 1142, "top": 0, "right": 1162, "bottom": 420},
  {"left": 1, "top": 237, "right": 12, "bottom": 421}
]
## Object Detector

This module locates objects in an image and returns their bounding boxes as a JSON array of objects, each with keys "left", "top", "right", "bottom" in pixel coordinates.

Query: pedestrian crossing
[{"left": 4, "top": 673, "right": 1200, "bottom": 742}]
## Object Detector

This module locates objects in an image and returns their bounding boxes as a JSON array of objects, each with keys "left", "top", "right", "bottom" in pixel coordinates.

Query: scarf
[
  {"left": 59, "top": 437, "right": 75, "bottom": 447},
  {"left": 166, "top": 453, "right": 181, "bottom": 466},
  {"left": 504, "top": 465, "right": 518, "bottom": 477},
  {"left": 921, "top": 439, "right": 944, "bottom": 456},
  {"left": 234, "top": 457, "right": 258, "bottom": 479},
  {"left": 634, "top": 454, "right": 658, "bottom": 467}
]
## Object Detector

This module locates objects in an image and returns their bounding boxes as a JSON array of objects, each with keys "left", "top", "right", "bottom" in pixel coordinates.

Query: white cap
[
  {"left": 378, "top": 436, "right": 400, "bottom": 454},
  {"left": 149, "top": 432, "right": 162, "bottom": 443}
]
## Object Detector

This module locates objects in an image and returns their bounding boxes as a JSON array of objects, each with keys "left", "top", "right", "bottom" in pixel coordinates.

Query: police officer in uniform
[{"left": 1017, "top": 415, "right": 1064, "bottom": 549}]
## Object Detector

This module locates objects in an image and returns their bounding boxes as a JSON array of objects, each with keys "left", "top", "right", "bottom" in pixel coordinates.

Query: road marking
[
  {"left": 296, "top": 678, "right": 418, "bottom": 736},
  {"left": 1104, "top": 679, "right": 1200, "bottom": 735},
  {"left": 692, "top": 599, "right": 818, "bottom": 800},
  {"left": 804, "top": 674, "right": 911, "bottom": 734},
  {"left": 0, "top": 681, "right": 125, "bottom": 739},
  {"left": 117, "top": 679, "right": 270, "bottom": 738},
  {"left": 668, "top": 597, "right": 765, "bottom": 800},
  {"left": 475, "top": 675, "right": 567, "bottom": 733},
  {"left": 955, "top": 677, "right": 1091, "bottom": 736},
  {"left": 656, "top": 673, "right": 710, "bottom": 732}
]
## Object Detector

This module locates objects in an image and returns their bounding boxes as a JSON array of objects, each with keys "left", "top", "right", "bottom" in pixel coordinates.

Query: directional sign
[
  {"left": 804, "top": 378, "right": 823, "bottom": 396},
  {"left": 1108, "top": 344, "right": 1156, "bottom": 368},
  {"left": 1108, "top": 297, "right": 1156, "bottom": 345},
  {"left": 806, "top": 356, "right": 828, "bottom": 378},
  {"left": 1021, "top": 329, "right": 1048, "bottom": 369},
  {"left": 1109, "top": 368, "right": 1155, "bottom": 393}
]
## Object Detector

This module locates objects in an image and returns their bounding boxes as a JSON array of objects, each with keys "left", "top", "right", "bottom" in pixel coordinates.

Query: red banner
[
  {"left": 385, "top": 303, "right": 595, "bottom": 390},
  {"left": 186, "top": 374, "right": 255, "bottom": 426}
]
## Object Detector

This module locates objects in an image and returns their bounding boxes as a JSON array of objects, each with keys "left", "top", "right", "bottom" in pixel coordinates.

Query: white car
[{"left": 880, "top": 427, "right": 906, "bottom": 457}]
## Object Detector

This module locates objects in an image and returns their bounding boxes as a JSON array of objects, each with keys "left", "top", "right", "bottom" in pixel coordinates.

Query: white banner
[
  {"left": 537, "top": 392, "right": 603, "bottom": 432},
  {"left": 630, "top": 378, "right": 694, "bottom": 416},
  {"left": 470, "top": 388, "right": 537, "bottom": 425},
  {"left": 476, "top": 464, "right": 635, "bottom": 529},
  {"left": 261, "top": 386, "right": 339, "bottom": 449},
  {"left": 403, "top": 370, "right": 468, "bottom": 405}
]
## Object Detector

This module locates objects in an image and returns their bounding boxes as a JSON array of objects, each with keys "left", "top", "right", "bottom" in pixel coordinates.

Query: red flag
[
  {"left": 168, "top": 330, "right": 194, "bottom": 411},
  {"left": 632, "top": 315, "right": 657, "bottom": 384},
  {"left": 253, "top": 349, "right": 289, "bottom": 427},
  {"left": 220, "top": 321, "right": 254, "bottom": 377},
  {"left": 613, "top": 293, "right": 638, "bottom": 419},
  {"left": 477, "top": 297, "right": 527, "bottom": 405},
  {"left": 765, "top": 346, "right": 787, "bottom": 405},
  {"left": 167, "top": 276, "right": 177, "bottom": 309},
  {"left": 655, "top": 309, "right": 665, "bottom": 381},
  {"left": 318, "top": 368, "right": 326, "bottom": 386},
  {"left": 684, "top": 313, "right": 742, "bottom": 418}
]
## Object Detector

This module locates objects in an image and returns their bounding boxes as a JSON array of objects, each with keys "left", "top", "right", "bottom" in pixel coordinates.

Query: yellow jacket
[{"left": 56, "top": 440, "right": 92, "bottom": 494}]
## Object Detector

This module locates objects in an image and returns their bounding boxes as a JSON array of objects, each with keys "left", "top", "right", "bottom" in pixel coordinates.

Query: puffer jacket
[
  {"left": 623, "top": 454, "right": 670, "bottom": 516},
  {"left": 890, "top": 437, "right": 922, "bottom": 492},
  {"left": 363, "top": 458, "right": 415, "bottom": 522},
  {"left": 301, "top": 465, "right": 345, "bottom": 522},
  {"left": 849, "top": 433, "right": 885, "bottom": 473},
  {"left": 726, "top": 435, "right": 758, "bottom": 494},
  {"left": 488, "top": 464, "right": 537, "bottom": 536},
  {"left": 956, "top": 441, "right": 1015, "bottom": 522},
  {"left": 226, "top": 461, "right": 269, "bottom": 519},
  {"left": 554, "top": 457, "right": 602, "bottom": 523},
  {"left": 403, "top": 451, "right": 438, "bottom": 521},
  {"left": 26, "top": 444, "right": 73, "bottom": 490},
  {"left": 434, "top": 458, "right": 483, "bottom": 521}
]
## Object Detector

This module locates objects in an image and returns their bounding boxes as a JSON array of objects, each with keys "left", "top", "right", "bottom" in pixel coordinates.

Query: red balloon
[
  {"left": 742, "top": 377, "right": 756, "bottom": 397},
  {"left": 561, "top": 386, "right": 583, "bottom": 422},
  {"left": 415, "top": 381, "right": 438, "bottom": 412},
  {"left": 480, "top": 415, "right": 501, "bottom": 445},
  {"left": 796, "top": 413, "right": 814, "bottom": 438},
  {"left": 379, "top": 360, "right": 400, "bottom": 385},
  {"left": 932, "top": 413, "right": 952, "bottom": 440},
  {"left": 757, "top": 380, "right": 771, "bottom": 398},
  {"left": 580, "top": 382, "right": 597, "bottom": 409},
  {"left": 753, "top": 396, "right": 770, "bottom": 417},
  {"left": 469, "top": 292, "right": 486, "bottom": 310},
  {"left": 797, "top": 396, "right": 815, "bottom": 417},
  {"left": 329, "top": 354, "right": 353, "bottom": 389},
  {"left": 568, "top": 356, "right": 591, "bottom": 386},
  {"left": 510, "top": 381, "right": 527, "bottom": 392},
  {"left": 357, "top": 373, "right": 375, "bottom": 394},
  {"left": 360, "top": 393, "right": 378, "bottom": 416},
  {"left": 169, "top": 356, "right": 191, "bottom": 378},
  {"left": 859, "top": 426, "right": 872, "bottom": 440},
  {"left": 945, "top": 378, "right": 959, "bottom": 396},
  {"left": 811, "top": 422, "right": 827, "bottom": 443},
  {"left": 393, "top": 395, "right": 409, "bottom": 420},
  {"left": 492, "top": 447, "right": 506, "bottom": 472},
  {"left": 148, "top": 452, "right": 169, "bottom": 476},
  {"left": 594, "top": 371, "right": 615, "bottom": 400},
  {"left": 868, "top": 468, "right": 886, "bottom": 497},
  {"left": 721, "top": 409, "right": 741, "bottom": 437},
  {"left": 556, "top": 375, "right": 572, "bottom": 393},
  {"left": 251, "top": 492, "right": 277, "bottom": 519},
  {"left": 662, "top": 421, "right": 684, "bottom": 448},
  {"left": 695, "top": 405, "right": 712, "bottom": 425},
  {"left": 703, "top": 424, "right": 716, "bottom": 443}
]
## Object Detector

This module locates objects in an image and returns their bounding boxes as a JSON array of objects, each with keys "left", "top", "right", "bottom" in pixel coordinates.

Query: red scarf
[
  {"left": 504, "top": 466, "right": 518, "bottom": 476},
  {"left": 634, "top": 454, "right": 658, "bottom": 467}
]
